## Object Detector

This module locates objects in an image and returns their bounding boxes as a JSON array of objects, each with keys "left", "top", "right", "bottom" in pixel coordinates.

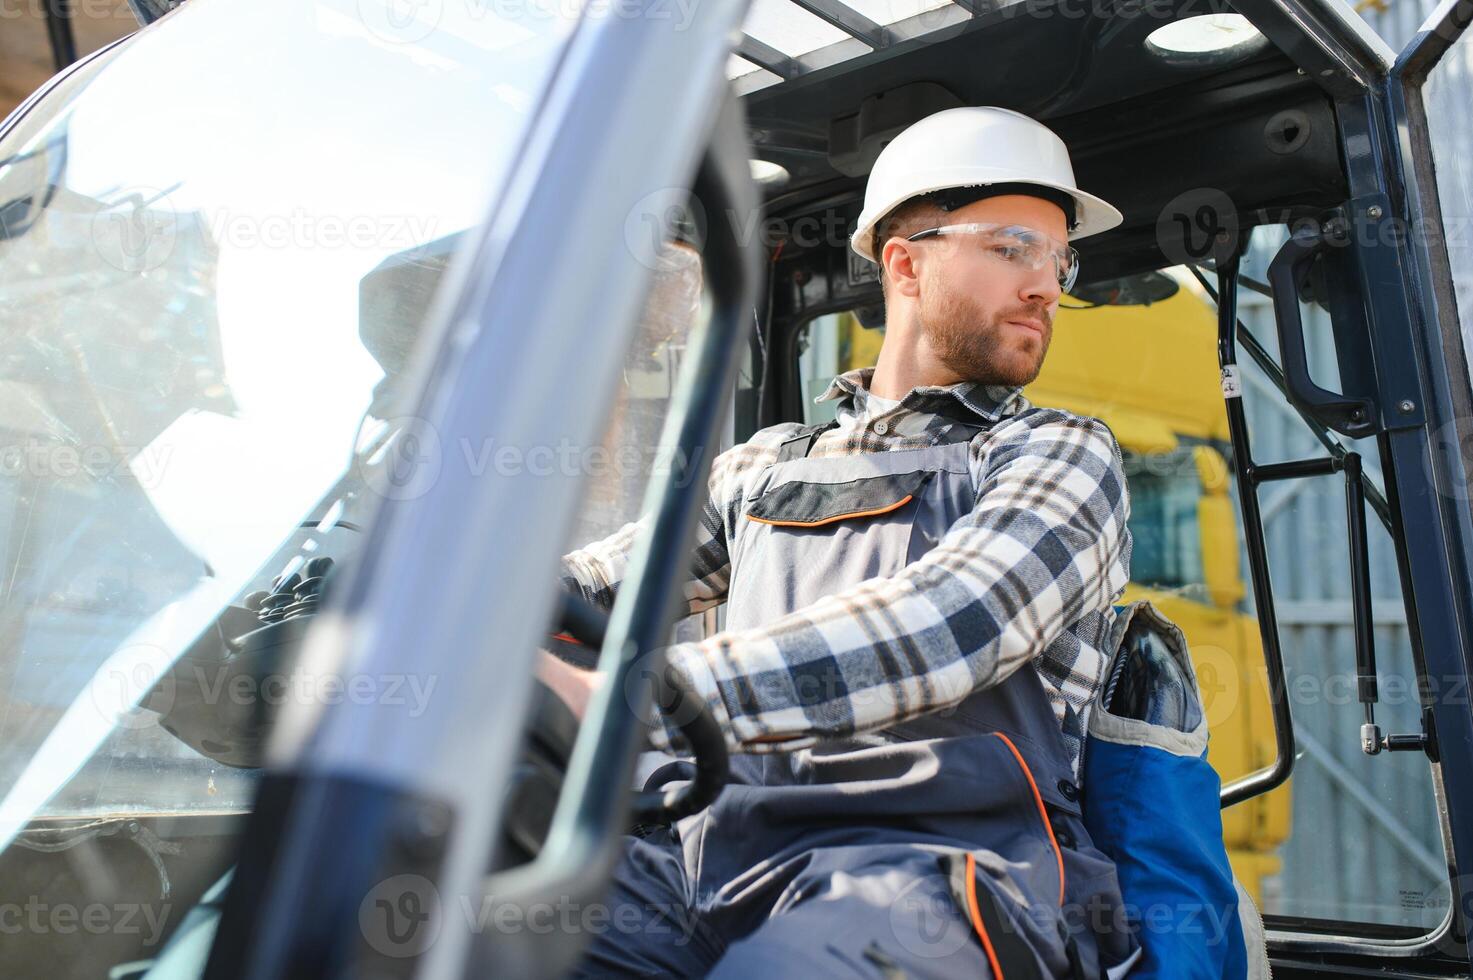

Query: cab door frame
[{"left": 1228, "top": 0, "right": 1473, "bottom": 969}]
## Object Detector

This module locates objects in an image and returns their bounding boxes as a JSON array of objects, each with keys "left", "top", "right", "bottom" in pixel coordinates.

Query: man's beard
[{"left": 920, "top": 285, "right": 1053, "bottom": 387}]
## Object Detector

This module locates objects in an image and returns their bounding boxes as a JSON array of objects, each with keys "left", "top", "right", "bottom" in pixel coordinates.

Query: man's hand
[{"left": 536, "top": 648, "right": 605, "bottom": 721}]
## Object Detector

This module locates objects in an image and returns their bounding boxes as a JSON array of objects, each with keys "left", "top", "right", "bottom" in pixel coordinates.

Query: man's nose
[{"left": 1019, "top": 264, "right": 1061, "bottom": 305}]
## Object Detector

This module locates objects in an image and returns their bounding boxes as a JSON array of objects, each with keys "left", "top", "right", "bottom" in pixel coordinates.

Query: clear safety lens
[{"left": 906, "top": 222, "right": 1080, "bottom": 292}]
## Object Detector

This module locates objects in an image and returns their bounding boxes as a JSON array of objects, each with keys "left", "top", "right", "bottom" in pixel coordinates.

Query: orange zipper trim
[
  {"left": 964, "top": 852, "right": 1007, "bottom": 979},
  {"left": 992, "top": 731, "right": 1067, "bottom": 907},
  {"left": 745, "top": 493, "right": 915, "bottom": 528}
]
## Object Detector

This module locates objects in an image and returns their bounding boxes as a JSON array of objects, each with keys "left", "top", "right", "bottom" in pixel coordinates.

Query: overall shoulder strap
[{"left": 775, "top": 420, "right": 840, "bottom": 463}]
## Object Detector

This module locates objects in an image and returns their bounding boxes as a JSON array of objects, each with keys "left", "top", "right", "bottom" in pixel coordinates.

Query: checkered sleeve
[
  {"left": 647, "top": 412, "right": 1131, "bottom": 755},
  {"left": 558, "top": 444, "right": 742, "bottom": 616}
]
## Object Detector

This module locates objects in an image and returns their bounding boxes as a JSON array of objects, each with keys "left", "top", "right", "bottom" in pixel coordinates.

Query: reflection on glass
[
  {"left": 560, "top": 242, "right": 712, "bottom": 651},
  {"left": 1123, "top": 447, "right": 1207, "bottom": 598},
  {"left": 0, "top": 0, "right": 571, "bottom": 840},
  {"left": 571, "top": 242, "right": 706, "bottom": 548}
]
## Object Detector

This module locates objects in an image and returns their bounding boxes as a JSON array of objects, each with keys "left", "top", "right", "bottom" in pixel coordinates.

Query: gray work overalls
[{"left": 576, "top": 420, "right": 1139, "bottom": 979}]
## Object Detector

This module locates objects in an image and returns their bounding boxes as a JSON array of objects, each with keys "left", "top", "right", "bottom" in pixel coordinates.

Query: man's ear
[{"left": 881, "top": 238, "right": 922, "bottom": 299}]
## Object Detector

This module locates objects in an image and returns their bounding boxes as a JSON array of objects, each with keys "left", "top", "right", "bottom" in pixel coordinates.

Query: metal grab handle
[
  {"left": 1217, "top": 253, "right": 1297, "bottom": 809},
  {"left": 1267, "top": 222, "right": 1377, "bottom": 438}
]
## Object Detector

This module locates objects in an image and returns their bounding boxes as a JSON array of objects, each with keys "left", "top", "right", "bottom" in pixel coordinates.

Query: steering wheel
[
  {"left": 149, "top": 563, "right": 721, "bottom": 867},
  {"left": 498, "top": 591, "right": 730, "bottom": 866}
]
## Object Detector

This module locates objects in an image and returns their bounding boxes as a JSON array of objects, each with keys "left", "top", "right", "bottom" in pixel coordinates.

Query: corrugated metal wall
[
  {"left": 1236, "top": 0, "right": 1462, "bottom": 924},
  {"left": 1361, "top": 0, "right": 1442, "bottom": 54}
]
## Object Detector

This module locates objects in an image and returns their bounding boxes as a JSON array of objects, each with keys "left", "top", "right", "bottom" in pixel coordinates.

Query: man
[{"left": 542, "top": 106, "right": 1137, "bottom": 977}]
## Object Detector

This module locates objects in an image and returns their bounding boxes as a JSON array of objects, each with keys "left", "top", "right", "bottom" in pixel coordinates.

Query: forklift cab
[{"left": 1, "top": 0, "right": 1473, "bottom": 976}]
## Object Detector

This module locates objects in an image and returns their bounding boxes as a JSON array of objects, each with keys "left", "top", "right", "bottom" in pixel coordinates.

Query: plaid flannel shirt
[{"left": 560, "top": 367, "right": 1131, "bottom": 774}]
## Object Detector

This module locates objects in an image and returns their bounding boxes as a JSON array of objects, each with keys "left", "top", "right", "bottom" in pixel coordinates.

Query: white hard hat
[{"left": 850, "top": 106, "right": 1124, "bottom": 265}]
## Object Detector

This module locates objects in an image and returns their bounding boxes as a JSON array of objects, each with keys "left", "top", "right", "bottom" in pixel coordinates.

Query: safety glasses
[{"left": 905, "top": 222, "right": 1080, "bottom": 293}]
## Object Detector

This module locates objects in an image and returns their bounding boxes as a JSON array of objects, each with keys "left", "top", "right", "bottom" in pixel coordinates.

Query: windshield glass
[{"left": 0, "top": 0, "right": 573, "bottom": 848}]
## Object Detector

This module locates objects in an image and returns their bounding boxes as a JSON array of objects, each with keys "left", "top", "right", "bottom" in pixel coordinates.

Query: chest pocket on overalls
[
  {"left": 746, "top": 470, "right": 935, "bottom": 528},
  {"left": 725, "top": 466, "right": 945, "bottom": 632}
]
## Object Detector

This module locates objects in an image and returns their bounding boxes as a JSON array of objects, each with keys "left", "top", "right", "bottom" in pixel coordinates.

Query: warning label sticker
[{"left": 1221, "top": 364, "right": 1243, "bottom": 399}]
